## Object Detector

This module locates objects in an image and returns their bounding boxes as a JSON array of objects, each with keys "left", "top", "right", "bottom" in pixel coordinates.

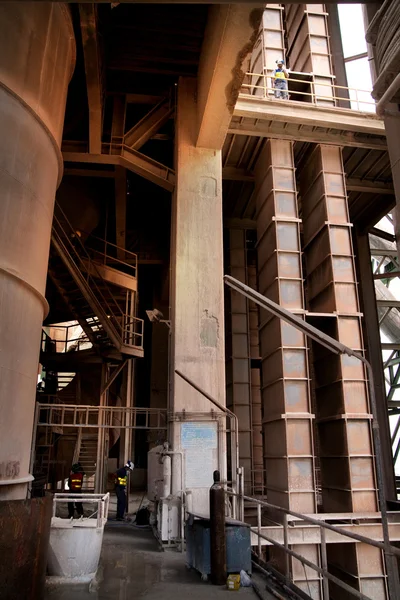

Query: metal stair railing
[
  {"left": 51, "top": 203, "right": 143, "bottom": 353},
  {"left": 84, "top": 231, "right": 138, "bottom": 280},
  {"left": 41, "top": 325, "right": 91, "bottom": 354},
  {"left": 227, "top": 489, "right": 400, "bottom": 600},
  {"left": 36, "top": 403, "right": 168, "bottom": 431}
]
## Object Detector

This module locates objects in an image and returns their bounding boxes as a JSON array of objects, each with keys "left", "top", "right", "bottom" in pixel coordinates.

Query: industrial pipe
[{"left": 375, "top": 72, "right": 400, "bottom": 116}]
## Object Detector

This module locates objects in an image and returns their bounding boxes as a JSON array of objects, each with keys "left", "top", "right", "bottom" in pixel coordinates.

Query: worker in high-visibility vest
[
  {"left": 114, "top": 460, "right": 134, "bottom": 521},
  {"left": 272, "top": 59, "right": 289, "bottom": 99},
  {"left": 67, "top": 462, "right": 85, "bottom": 519}
]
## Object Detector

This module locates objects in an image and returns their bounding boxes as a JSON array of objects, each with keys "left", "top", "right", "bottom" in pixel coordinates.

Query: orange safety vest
[{"left": 70, "top": 472, "right": 83, "bottom": 490}]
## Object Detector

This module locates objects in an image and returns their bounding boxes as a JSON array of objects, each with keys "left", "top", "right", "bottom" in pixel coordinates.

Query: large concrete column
[
  {"left": 170, "top": 77, "right": 226, "bottom": 515},
  {"left": 0, "top": 3, "right": 75, "bottom": 499}
]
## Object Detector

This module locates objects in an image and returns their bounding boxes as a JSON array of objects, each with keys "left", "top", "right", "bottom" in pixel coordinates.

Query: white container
[{"left": 47, "top": 493, "right": 109, "bottom": 584}]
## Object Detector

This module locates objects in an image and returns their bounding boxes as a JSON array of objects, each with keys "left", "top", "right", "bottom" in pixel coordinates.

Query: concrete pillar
[
  {"left": 0, "top": 3, "right": 75, "bottom": 499},
  {"left": 170, "top": 77, "right": 225, "bottom": 515}
]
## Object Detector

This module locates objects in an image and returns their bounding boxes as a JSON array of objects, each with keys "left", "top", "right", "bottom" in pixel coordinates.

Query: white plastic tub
[{"left": 47, "top": 493, "right": 109, "bottom": 584}]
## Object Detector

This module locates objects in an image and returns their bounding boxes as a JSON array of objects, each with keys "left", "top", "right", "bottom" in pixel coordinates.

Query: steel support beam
[
  {"left": 124, "top": 98, "right": 173, "bottom": 150},
  {"left": 62, "top": 148, "right": 175, "bottom": 192},
  {"left": 79, "top": 4, "right": 103, "bottom": 154},
  {"left": 254, "top": 139, "right": 320, "bottom": 596},
  {"left": 299, "top": 144, "right": 392, "bottom": 599},
  {"left": 226, "top": 230, "right": 253, "bottom": 493}
]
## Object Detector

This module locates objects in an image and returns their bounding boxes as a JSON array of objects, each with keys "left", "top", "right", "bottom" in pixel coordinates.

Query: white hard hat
[
  {"left": 276, "top": 59, "right": 284, "bottom": 65},
  {"left": 125, "top": 460, "right": 134, "bottom": 471}
]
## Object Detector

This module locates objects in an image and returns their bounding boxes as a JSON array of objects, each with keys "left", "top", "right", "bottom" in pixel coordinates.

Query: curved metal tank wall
[{"left": 0, "top": 3, "right": 75, "bottom": 499}]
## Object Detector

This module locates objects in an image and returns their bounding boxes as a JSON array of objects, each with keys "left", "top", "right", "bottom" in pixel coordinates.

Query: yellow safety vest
[
  {"left": 274, "top": 70, "right": 286, "bottom": 79},
  {"left": 117, "top": 476, "right": 127, "bottom": 486}
]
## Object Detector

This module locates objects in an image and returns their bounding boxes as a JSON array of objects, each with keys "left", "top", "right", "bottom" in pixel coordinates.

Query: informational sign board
[{"left": 181, "top": 421, "right": 218, "bottom": 489}]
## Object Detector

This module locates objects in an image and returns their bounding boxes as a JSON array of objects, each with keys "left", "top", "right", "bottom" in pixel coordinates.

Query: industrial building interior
[{"left": 2, "top": 1, "right": 400, "bottom": 599}]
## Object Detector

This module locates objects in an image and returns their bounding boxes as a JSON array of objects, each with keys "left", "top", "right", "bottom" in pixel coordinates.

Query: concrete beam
[
  {"left": 196, "top": 4, "right": 264, "bottom": 150},
  {"left": 79, "top": 4, "right": 103, "bottom": 154},
  {"left": 234, "top": 96, "right": 386, "bottom": 138}
]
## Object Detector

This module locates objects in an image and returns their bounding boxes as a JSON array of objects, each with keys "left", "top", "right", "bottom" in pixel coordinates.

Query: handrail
[
  {"left": 52, "top": 203, "right": 143, "bottom": 351},
  {"left": 84, "top": 231, "right": 138, "bottom": 279},
  {"left": 53, "top": 492, "right": 110, "bottom": 528},
  {"left": 41, "top": 324, "right": 91, "bottom": 354},
  {"left": 241, "top": 71, "right": 376, "bottom": 113},
  {"left": 227, "top": 490, "right": 400, "bottom": 600},
  {"left": 36, "top": 403, "right": 168, "bottom": 430}
]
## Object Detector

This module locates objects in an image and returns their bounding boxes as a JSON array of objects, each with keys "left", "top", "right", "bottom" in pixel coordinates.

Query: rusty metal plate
[{"left": 0, "top": 496, "right": 52, "bottom": 600}]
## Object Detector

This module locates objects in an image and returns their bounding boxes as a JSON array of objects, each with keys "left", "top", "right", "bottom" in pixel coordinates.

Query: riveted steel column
[
  {"left": 254, "top": 139, "right": 321, "bottom": 598},
  {"left": 249, "top": 4, "right": 285, "bottom": 97},
  {"left": 300, "top": 144, "right": 387, "bottom": 599},
  {"left": 285, "top": 4, "right": 336, "bottom": 106},
  {"left": 226, "top": 229, "right": 253, "bottom": 494},
  {"left": 248, "top": 260, "right": 263, "bottom": 495}
]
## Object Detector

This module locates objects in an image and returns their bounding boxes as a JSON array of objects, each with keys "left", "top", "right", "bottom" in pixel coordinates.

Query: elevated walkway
[{"left": 233, "top": 71, "right": 386, "bottom": 150}]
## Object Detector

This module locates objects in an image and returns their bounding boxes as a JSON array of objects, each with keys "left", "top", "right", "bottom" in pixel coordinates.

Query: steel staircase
[{"left": 49, "top": 203, "right": 144, "bottom": 358}]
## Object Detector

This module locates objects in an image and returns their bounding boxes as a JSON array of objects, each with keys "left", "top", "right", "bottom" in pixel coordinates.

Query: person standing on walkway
[
  {"left": 272, "top": 59, "right": 289, "bottom": 99},
  {"left": 68, "top": 462, "right": 85, "bottom": 519},
  {"left": 115, "top": 460, "right": 134, "bottom": 521}
]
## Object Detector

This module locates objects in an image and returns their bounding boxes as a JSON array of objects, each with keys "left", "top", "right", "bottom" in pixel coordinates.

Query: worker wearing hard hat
[
  {"left": 272, "top": 59, "right": 289, "bottom": 99},
  {"left": 115, "top": 460, "right": 134, "bottom": 521}
]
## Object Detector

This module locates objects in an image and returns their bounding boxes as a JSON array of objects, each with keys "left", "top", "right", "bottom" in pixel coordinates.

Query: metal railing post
[
  {"left": 283, "top": 513, "right": 290, "bottom": 580},
  {"left": 257, "top": 503, "right": 262, "bottom": 558},
  {"left": 320, "top": 526, "right": 329, "bottom": 600}
]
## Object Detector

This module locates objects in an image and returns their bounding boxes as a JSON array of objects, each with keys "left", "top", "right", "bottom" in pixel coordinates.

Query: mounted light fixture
[{"left": 146, "top": 309, "right": 171, "bottom": 329}]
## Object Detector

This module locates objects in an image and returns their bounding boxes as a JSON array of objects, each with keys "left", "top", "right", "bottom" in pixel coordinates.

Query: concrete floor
[{"left": 45, "top": 524, "right": 260, "bottom": 600}]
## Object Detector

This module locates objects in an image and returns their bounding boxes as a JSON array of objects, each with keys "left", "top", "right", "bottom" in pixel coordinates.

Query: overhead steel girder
[{"left": 62, "top": 147, "right": 175, "bottom": 192}]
